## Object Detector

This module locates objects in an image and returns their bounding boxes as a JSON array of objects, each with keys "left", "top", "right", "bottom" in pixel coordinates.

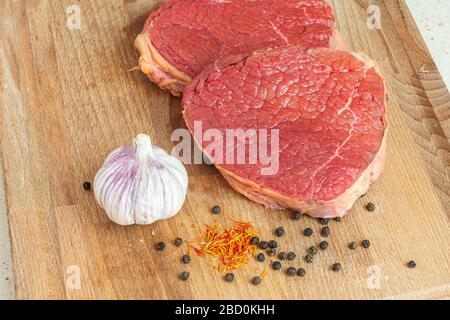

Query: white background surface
[
  {"left": 407, "top": 0, "right": 450, "bottom": 90},
  {"left": 0, "top": 0, "right": 449, "bottom": 300}
]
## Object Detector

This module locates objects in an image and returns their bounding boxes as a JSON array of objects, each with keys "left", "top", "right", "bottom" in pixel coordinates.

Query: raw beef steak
[
  {"left": 135, "top": 0, "right": 340, "bottom": 96},
  {"left": 182, "top": 45, "right": 387, "bottom": 218}
]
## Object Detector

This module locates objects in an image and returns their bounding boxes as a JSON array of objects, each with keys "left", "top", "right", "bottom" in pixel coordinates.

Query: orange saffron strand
[{"left": 188, "top": 220, "right": 258, "bottom": 273}]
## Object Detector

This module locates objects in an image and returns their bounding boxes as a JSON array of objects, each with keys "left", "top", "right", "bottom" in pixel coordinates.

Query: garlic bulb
[{"left": 94, "top": 134, "right": 188, "bottom": 226}]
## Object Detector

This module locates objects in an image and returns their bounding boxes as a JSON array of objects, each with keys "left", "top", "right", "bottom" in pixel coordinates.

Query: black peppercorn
[
  {"left": 332, "top": 263, "right": 342, "bottom": 272},
  {"left": 287, "top": 252, "right": 296, "bottom": 261},
  {"left": 308, "top": 246, "right": 318, "bottom": 256},
  {"left": 155, "top": 242, "right": 166, "bottom": 251},
  {"left": 267, "top": 248, "right": 277, "bottom": 257},
  {"left": 83, "top": 181, "right": 91, "bottom": 190},
  {"left": 211, "top": 205, "right": 221, "bottom": 214},
  {"left": 251, "top": 236, "right": 260, "bottom": 245},
  {"left": 303, "top": 228, "right": 313, "bottom": 237},
  {"left": 225, "top": 273, "right": 235, "bottom": 283},
  {"left": 297, "top": 268, "right": 306, "bottom": 277},
  {"left": 182, "top": 255, "right": 191, "bottom": 264},
  {"left": 252, "top": 276, "right": 261, "bottom": 285},
  {"left": 278, "top": 252, "right": 287, "bottom": 260},
  {"left": 320, "top": 218, "right": 329, "bottom": 225},
  {"left": 180, "top": 271, "right": 190, "bottom": 281},
  {"left": 292, "top": 211, "right": 302, "bottom": 220},
  {"left": 258, "top": 241, "right": 269, "bottom": 250},
  {"left": 275, "top": 227, "right": 285, "bottom": 237},
  {"left": 256, "top": 253, "right": 266, "bottom": 262},
  {"left": 305, "top": 254, "right": 314, "bottom": 264},
  {"left": 272, "top": 261, "right": 282, "bottom": 271},
  {"left": 321, "top": 226, "right": 330, "bottom": 238},
  {"left": 366, "top": 202, "right": 376, "bottom": 212},
  {"left": 361, "top": 240, "right": 371, "bottom": 249},
  {"left": 286, "top": 267, "right": 297, "bottom": 277},
  {"left": 407, "top": 260, "right": 417, "bottom": 269},
  {"left": 268, "top": 240, "right": 278, "bottom": 249},
  {"left": 319, "top": 241, "right": 329, "bottom": 251},
  {"left": 174, "top": 238, "right": 183, "bottom": 247},
  {"left": 349, "top": 242, "right": 358, "bottom": 250}
]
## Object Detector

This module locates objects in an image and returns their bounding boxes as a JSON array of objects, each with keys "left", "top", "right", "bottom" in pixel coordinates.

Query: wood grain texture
[{"left": 0, "top": 0, "right": 449, "bottom": 299}]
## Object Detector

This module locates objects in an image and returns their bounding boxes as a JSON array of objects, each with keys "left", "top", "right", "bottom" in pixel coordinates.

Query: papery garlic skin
[{"left": 94, "top": 134, "right": 188, "bottom": 226}]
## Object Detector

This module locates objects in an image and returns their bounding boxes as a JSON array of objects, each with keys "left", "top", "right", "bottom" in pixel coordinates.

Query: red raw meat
[
  {"left": 182, "top": 45, "right": 387, "bottom": 218},
  {"left": 135, "top": 0, "right": 340, "bottom": 96}
]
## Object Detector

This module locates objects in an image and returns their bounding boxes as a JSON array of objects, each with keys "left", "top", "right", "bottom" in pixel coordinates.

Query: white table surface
[{"left": 0, "top": 0, "right": 449, "bottom": 300}]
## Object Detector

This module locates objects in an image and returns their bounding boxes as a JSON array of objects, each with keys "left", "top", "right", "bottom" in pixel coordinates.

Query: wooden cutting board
[{"left": 1, "top": 0, "right": 449, "bottom": 300}]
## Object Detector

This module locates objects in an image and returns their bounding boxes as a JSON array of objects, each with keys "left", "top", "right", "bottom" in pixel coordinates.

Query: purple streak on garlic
[{"left": 94, "top": 134, "right": 188, "bottom": 226}]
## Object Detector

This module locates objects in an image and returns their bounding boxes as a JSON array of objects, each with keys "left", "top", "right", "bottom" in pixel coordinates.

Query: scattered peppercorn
[
  {"left": 348, "top": 242, "right": 358, "bottom": 250},
  {"left": 180, "top": 271, "right": 190, "bottom": 281},
  {"left": 256, "top": 253, "right": 266, "bottom": 262},
  {"left": 360, "top": 193, "right": 367, "bottom": 198},
  {"left": 83, "top": 181, "right": 91, "bottom": 190},
  {"left": 278, "top": 252, "right": 287, "bottom": 261},
  {"left": 173, "top": 238, "right": 183, "bottom": 247},
  {"left": 305, "top": 254, "right": 314, "bottom": 264},
  {"left": 287, "top": 252, "right": 296, "bottom": 261},
  {"left": 268, "top": 240, "right": 278, "bottom": 249},
  {"left": 155, "top": 242, "right": 166, "bottom": 251},
  {"left": 407, "top": 260, "right": 417, "bottom": 269},
  {"left": 272, "top": 261, "right": 282, "bottom": 271},
  {"left": 361, "top": 240, "right": 371, "bottom": 249},
  {"left": 321, "top": 226, "right": 331, "bottom": 238},
  {"left": 252, "top": 276, "right": 261, "bottom": 285},
  {"left": 303, "top": 228, "right": 313, "bottom": 237},
  {"left": 320, "top": 218, "right": 329, "bottom": 226},
  {"left": 334, "top": 217, "right": 343, "bottom": 222},
  {"left": 174, "top": 238, "right": 183, "bottom": 247},
  {"left": 319, "top": 241, "right": 329, "bottom": 251},
  {"left": 182, "top": 255, "right": 191, "bottom": 264},
  {"left": 211, "top": 205, "right": 221, "bottom": 214},
  {"left": 259, "top": 241, "right": 269, "bottom": 250},
  {"left": 275, "top": 227, "right": 285, "bottom": 237},
  {"left": 292, "top": 211, "right": 302, "bottom": 220},
  {"left": 225, "top": 273, "right": 235, "bottom": 283},
  {"left": 267, "top": 248, "right": 277, "bottom": 257},
  {"left": 250, "top": 236, "right": 260, "bottom": 245},
  {"left": 286, "top": 267, "right": 297, "bottom": 277},
  {"left": 366, "top": 202, "right": 376, "bottom": 212},
  {"left": 297, "top": 268, "right": 306, "bottom": 277},
  {"left": 332, "top": 263, "right": 342, "bottom": 272},
  {"left": 308, "top": 246, "right": 318, "bottom": 256}
]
